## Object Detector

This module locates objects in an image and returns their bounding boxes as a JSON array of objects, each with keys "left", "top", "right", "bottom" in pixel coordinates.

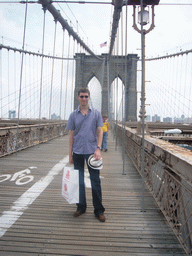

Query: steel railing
[
  {"left": 116, "top": 123, "right": 192, "bottom": 255},
  {"left": 0, "top": 122, "right": 68, "bottom": 157}
]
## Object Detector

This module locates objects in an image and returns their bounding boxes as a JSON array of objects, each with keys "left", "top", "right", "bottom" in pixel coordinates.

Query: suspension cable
[
  {"left": 71, "top": 38, "right": 75, "bottom": 113},
  {"left": 147, "top": 49, "right": 192, "bottom": 61},
  {"left": 122, "top": 2, "right": 127, "bottom": 175},
  {"left": 24, "top": 49, "right": 27, "bottom": 117},
  {"left": 39, "top": 7, "right": 46, "bottom": 144},
  {"left": 115, "top": 28, "right": 119, "bottom": 151},
  {"left": 0, "top": 47, "right": 2, "bottom": 118},
  {"left": 39, "top": 0, "right": 103, "bottom": 60},
  {"left": 0, "top": 44, "right": 74, "bottom": 60},
  {"left": 64, "top": 34, "right": 71, "bottom": 120},
  {"left": 48, "top": 19, "right": 58, "bottom": 140},
  {"left": 189, "top": 56, "right": 192, "bottom": 119},
  {"left": 60, "top": 28, "right": 65, "bottom": 125},
  {"left": 16, "top": 0, "right": 28, "bottom": 150},
  {"left": 7, "top": 50, "right": 10, "bottom": 117},
  {"left": 14, "top": 51, "right": 17, "bottom": 113},
  {"left": 183, "top": 54, "right": 188, "bottom": 117}
]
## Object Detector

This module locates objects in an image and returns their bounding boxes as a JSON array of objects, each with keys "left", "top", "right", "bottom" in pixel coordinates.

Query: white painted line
[{"left": 0, "top": 155, "right": 69, "bottom": 237}]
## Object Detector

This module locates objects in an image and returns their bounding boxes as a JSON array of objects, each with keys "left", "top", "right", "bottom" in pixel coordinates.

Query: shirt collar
[{"left": 77, "top": 105, "right": 92, "bottom": 112}]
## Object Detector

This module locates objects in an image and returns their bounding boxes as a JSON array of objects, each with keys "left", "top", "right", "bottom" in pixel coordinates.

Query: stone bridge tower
[{"left": 74, "top": 53, "right": 138, "bottom": 121}]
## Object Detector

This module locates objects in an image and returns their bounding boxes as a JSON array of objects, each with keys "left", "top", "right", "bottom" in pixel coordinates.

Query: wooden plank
[{"left": 0, "top": 133, "right": 186, "bottom": 255}]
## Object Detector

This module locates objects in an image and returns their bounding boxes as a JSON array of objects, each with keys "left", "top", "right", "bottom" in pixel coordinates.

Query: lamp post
[
  {"left": 133, "top": 3, "right": 155, "bottom": 133},
  {"left": 130, "top": 0, "right": 159, "bottom": 212}
]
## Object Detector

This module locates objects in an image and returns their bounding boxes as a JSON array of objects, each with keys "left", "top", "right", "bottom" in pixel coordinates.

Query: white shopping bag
[{"left": 62, "top": 166, "right": 79, "bottom": 204}]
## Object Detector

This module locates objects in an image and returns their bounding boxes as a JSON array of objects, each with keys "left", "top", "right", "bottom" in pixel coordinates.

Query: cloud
[{"left": 0, "top": 9, "right": 23, "bottom": 46}]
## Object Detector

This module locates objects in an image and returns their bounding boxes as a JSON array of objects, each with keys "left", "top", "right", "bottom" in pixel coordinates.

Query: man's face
[{"left": 78, "top": 92, "right": 90, "bottom": 106}]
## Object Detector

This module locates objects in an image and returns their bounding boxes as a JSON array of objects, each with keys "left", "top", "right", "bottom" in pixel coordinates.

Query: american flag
[{"left": 100, "top": 41, "right": 107, "bottom": 48}]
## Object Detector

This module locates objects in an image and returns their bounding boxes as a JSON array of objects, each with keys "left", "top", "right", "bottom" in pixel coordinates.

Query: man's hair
[{"left": 78, "top": 88, "right": 90, "bottom": 96}]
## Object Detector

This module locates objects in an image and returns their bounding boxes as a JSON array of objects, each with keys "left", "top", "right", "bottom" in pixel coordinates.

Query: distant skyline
[{"left": 146, "top": 114, "right": 192, "bottom": 123}]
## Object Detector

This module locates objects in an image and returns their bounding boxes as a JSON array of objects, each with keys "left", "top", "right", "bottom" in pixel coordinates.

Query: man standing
[{"left": 66, "top": 88, "right": 105, "bottom": 222}]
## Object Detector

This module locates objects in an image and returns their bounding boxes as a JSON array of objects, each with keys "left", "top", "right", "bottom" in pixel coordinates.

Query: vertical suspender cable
[
  {"left": 24, "top": 52, "right": 27, "bottom": 117},
  {"left": 169, "top": 57, "right": 174, "bottom": 119},
  {"left": 121, "top": 8, "right": 124, "bottom": 56},
  {"left": 140, "top": 0, "right": 146, "bottom": 212},
  {"left": 76, "top": 21, "right": 79, "bottom": 53},
  {"left": 8, "top": 50, "right": 10, "bottom": 118},
  {"left": 71, "top": 38, "right": 75, "bottom": 113},
  {"left": 107, "top": 59, "right": 110, "bottom": 126},
  {"left": 14, "top": 51, "right": 17, "bottom": 115},
  {"left": 107, "top": 5, "right": 114, "bottom": 123},
  {"left": 183, "top": 55, "right": 188, "bottom": 117},
  {"left": 115, "top": 29, "right": 119, "bottom": 151},
  {"left": 175, "top": 56, "right": 179, "bottom": 116},
  {"left": 48, "top": 19, "right": 57, "bottom": 139},
  {"left": 16, "top": 0, "right": 28, "bottom": 150},
  {"left": 112, "top": 47, "right": 115, "bottom": 139},
  {"left": 0, "top": 47, "right": 2, "bottom": 118},
  {"left": 112, "top": 41, "right": 115, "bottom": 139},
  {"left": 59, "top": 28, "right": 65, "bottom": 134},
  {"left": 0, "top": 48, "right": 1, "bottom": 118},
  {"left": 121, "top": 6, "right": 124, "bottom": 122},
  {"left": 29, "top": 51, "right": 31, "bottom": 117},
  {"left": 122, "top": 2, "right": 127, "bottom": 175},
  {"left": 189, "top": 54, "right": 192, "bottom": 119},
  {"left": 33, "top": 54, "right": 36, "bottom": 118},
  {"left": 100, "top": 56, "right": 105, "bottom": 114},
  {"left": 178, "top": 55, "right": 183, "bottom": 119},
  {"left": 39, "top": 8, "right": 46, "bottom": 144},
  {"left": 64, "top": 34, "right": 71, "bottom": 120},
  {"left": 164, "top": 58, "right": 169, "bottom": 117},
  {"left": 115, "top": 71, "right": 118, "bottom": 151}
]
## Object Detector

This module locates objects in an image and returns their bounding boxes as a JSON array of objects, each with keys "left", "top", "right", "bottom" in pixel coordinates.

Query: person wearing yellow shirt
[{"left": 101, "top": 116, "right": 109, "bottom": 152}]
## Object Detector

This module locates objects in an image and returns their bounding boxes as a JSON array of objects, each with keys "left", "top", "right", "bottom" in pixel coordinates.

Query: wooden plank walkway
[{"left": 0, "top": 132, "right": 186, "bottom": 256}]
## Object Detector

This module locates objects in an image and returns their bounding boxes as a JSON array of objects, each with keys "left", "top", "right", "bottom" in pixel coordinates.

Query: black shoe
[{"left": 104, "top": 149, "right": 108, "bottom": 152}]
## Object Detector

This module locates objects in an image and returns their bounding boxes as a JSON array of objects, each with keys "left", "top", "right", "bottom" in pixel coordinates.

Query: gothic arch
[
  {"left": 88, "top": 76, "right": 102, "bottom": 112},
  {"left": 85, "top": 72, "right": 102, "bottom": 88},
  {"left": 111, "top": 73, "right": 124, "bottom": 85}
]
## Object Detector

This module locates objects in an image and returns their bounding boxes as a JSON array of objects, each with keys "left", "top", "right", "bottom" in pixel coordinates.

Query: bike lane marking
[{"left": 0, "top": 155, "right": 69, "bottom": 237}]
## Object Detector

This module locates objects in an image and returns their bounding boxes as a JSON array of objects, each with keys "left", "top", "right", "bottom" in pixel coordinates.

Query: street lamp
[
  {"left": 138, "top": 7, "right": 149, "bottom": 25},
  {"left": 132, "top": 3, "right": 158, "bottom": 134},
  {"left": 130, "top": 0, "right": 159, "bottom": 212}
]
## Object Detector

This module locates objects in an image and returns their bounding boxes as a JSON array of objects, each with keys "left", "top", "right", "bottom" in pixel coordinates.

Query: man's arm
[
  {"left": 94, "top": 126, "right": 103, "bottom": 160},
  {"left": 69, "top": 130, "right": 74, "bottom": 164}
]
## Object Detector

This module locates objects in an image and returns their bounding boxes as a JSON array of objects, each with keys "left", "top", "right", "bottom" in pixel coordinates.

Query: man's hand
[
  {"left": 94, "top": 148, "right": 101, "bottom": 160},
  {"left": 95, "top": 126, "right": 103, "bottom": 160},
  {"left": 69, "top": 154, "right": 74, "bottom": 164}
]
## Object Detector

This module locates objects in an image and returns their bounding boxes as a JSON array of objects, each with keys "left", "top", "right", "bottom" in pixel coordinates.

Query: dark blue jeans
[{"left": 73, "top": 152, "right": 105, "bottom": 217}]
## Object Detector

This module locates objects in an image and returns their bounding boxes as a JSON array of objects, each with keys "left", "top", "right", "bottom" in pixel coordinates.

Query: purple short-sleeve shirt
[{"left": 66, "top": 106, "right": 103, "bottom": 154}]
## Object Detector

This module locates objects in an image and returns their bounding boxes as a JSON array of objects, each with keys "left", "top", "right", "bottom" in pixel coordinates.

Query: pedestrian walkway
[{"left": 0, "top": 132, "right": 186, "bottom": 255}]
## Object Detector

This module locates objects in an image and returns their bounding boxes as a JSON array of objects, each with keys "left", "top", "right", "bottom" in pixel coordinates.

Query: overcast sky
[
  {"left": 0, "top": 0, "right": 192, "bottom": 58},
  {"left": 0, "top": 0, "right": 192, "bottom": 120}
]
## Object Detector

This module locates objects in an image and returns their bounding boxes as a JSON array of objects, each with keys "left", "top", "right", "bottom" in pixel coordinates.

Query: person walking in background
[
  {"left": 66, "top": 88, "right": 106, "bottom": 222},
  {"left": 101, "top": 115, "right": 109, "bottom": 152}
]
